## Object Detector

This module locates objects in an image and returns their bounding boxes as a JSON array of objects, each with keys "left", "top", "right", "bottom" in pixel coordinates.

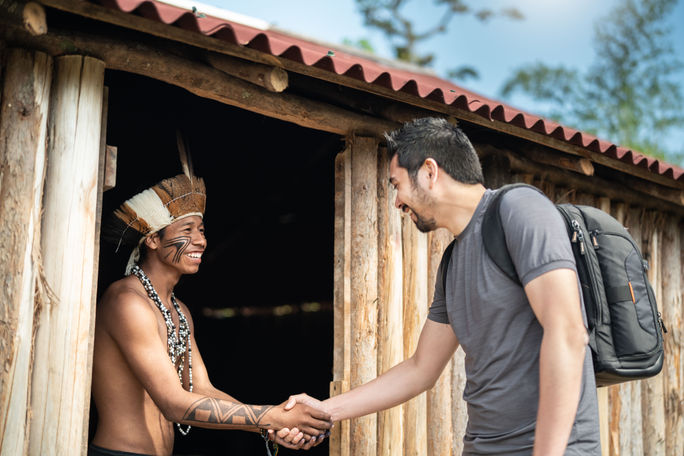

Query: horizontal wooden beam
[
  {"left": 206, "top": 52, "right": 288, "bottom": 93},
  {"left": 1, "top": 26, "right": 400, "bottom": 137},
  {"left": 520, "top": 146, "right": 594, "bottom": 176},
  {"left": 477, "top": 144, "right": 684, "bottom": 214},
  {"left": 1, "top": 0, "right": 47, "bottom": 35}
]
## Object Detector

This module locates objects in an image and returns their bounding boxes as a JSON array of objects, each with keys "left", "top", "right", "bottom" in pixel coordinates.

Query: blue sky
[{"left": 192, "top": 0, "right": 684, "bottom": 160}]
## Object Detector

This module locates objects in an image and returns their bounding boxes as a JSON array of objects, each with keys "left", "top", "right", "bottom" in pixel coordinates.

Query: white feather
[{"left": 125, "top": 188, "right": 173, "bottom": 232}]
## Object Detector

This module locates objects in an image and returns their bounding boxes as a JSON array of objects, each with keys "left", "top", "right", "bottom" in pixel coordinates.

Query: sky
[{"left": 189, "top": 0, "right": 684, "bottom": 160}]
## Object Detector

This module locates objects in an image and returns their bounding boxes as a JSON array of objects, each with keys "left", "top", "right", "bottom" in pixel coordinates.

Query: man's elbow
[
  {"left": 563, "top": 323, "right": 590, "bottom": 358},
  {"left": 156, "top": 397, "right": 186, "bottom": 423}
]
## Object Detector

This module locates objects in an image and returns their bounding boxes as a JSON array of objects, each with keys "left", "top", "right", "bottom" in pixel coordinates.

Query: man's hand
[
  {"left": 285, "top": 393, "right": 327, "bottom": 413},
  {"left": 261, "top": 399, "right": 332, "bottom": 436},
  {"left": 269, "top": 428, "right": 326, "bottom": 450}
]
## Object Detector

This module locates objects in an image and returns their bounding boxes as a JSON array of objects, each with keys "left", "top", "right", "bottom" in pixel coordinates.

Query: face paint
[{"left": 163, "top": 236, "right": 191, "bottom": 263}]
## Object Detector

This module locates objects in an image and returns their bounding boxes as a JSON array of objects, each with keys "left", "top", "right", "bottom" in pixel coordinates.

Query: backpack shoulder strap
[
  {"left": 481, "top": 183, "right": 544, "bottom": 285},
  {"left": 439, "top": 239, "right": 457, "bottom": 295}
]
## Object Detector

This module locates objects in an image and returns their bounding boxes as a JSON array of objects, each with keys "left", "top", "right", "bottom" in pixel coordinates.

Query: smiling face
[
  {"left": 146, "top": 215, "right": 207, "bottom": 275},
  {"left": 389, "top": 155, "right": 438, "bottom": 233}
]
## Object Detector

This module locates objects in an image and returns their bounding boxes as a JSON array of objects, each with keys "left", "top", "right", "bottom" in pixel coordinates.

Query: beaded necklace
[{"left": 131, "top": 265, "right": 193, "bottom": 435}]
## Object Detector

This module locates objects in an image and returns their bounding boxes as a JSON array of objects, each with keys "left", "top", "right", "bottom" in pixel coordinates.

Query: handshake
[{"left": 264, "top": 393, "right": 330, "bottom": 451}]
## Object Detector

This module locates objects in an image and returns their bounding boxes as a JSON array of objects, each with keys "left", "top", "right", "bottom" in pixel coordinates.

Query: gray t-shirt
[{"left": 428, "top": 187, "right": 600, "bottom": 455}]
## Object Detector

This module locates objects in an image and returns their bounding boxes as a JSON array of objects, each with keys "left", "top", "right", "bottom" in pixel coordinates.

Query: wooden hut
[{"left": 0, "top": 1, "right": 682, "bottom": 455}]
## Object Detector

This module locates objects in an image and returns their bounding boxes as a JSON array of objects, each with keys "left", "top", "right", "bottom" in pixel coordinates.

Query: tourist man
[
  {"left": 286, "top": 118, "right": 601, "bottom": 455},
  {"left": 91, "top": 172, "right": 330, "bottom": 456}
]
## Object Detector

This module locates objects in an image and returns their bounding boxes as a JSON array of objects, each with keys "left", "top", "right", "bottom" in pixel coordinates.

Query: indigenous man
[
  {"left": 287, "top": 118, "right": 601, "bottom": 455},
  {"left": 92, "top": 173, "right": 330, "bottom": 456}
]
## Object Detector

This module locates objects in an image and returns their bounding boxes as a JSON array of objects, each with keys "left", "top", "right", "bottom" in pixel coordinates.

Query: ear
[
  {"left": 145, "top": 232, "right": 161, "bottom": 251},
  {"left": 424, "top": 158, "right": 439, "bottom": 188}
]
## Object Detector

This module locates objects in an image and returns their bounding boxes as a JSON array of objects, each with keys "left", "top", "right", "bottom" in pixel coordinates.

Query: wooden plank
[
  {"left": 426, "top": 229, "right": 454, "bottom": 456},
  {"left": 476, "top": 146, "right": 683, "bottom": 213},
  {"left": 376, "top": 148, "right": 404, "bottom": 456},
  {"left": 596, "top": 197, "right": 610, "bottom": 456},
  {"left": 349, "top": 136, "right": 379, "bottom": 456},
  {"left": 333, "top": 148, "right": 351, "bottom": 456},
  {"left": 206, "top": 52, "right": 288, "bottom": 92},
  {"left": 103, "top": 145, "right": 117, "bottom": 191},
  {"left": 34, "top": 0, "right": 684, "bottom": 190},
  {"left": 451, "top": 347, "right": 467, "bottom": 454},
  {"left": 640, "top": 212, "right": 665, "bottom": 456},
  {"left": 608, "top": 203, "right": 627, "bottom": 456},
  {"left": 28, "top": 55, "right": 104, "bottom": 456},
  {"left": 329, "top": 380, "right": 349, "bottom": 456},
  {"left": 660, "top": 215, "right": 682, "bottom": 456},
  {"left": 521, "top": 147, "right": 594, "bottom": 176},
  {"left": 0, "top": 47, "right": 51, "bottom": 456},
  {"left": 401, "top": 217, "right": 428, "bottom": 456}
]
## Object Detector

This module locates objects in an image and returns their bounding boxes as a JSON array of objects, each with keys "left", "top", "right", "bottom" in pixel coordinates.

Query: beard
[
  {"left": 406, "top": 181, "right": 437, "bottom": 233},
  {"left": 410, "top": 208, "right": 437, "bottom": 233}
]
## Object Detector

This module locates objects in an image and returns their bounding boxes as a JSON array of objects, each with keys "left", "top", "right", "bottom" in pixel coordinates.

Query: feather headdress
[{"left": 104, "top": 133, "right": 206, "bottom": 274}]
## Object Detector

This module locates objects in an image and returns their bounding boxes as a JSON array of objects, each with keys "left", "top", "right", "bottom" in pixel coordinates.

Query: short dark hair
[{"left": 385, "top": 117, "right": 484, "bottom": 185}]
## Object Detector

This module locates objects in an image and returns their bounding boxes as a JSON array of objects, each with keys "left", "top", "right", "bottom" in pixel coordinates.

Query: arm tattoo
[
  {"left": 162, "top": 236, "right": 190, "bottom": 263},
  {"left": 182, "top": 397, "right": 274, "bottom": 429}
]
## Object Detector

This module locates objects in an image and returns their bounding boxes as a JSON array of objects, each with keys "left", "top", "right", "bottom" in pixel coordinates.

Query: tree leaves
[{"left": 500, "top": 0, "right": 684, "bottom": 164}]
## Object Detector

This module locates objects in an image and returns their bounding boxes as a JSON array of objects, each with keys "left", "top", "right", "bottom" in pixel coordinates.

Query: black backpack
[{"left": 440, "top": 183, "right": 666, "bottom": 387}]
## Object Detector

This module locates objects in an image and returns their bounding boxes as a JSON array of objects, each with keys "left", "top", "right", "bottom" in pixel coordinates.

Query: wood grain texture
[
  {"left": 0, "top": 47, "right": 51, "bottom": 456},
  {"left": 401, "top": 217, "right": 428, "bottom": 456},
  {"left": 349, "top": 136, "right": 379, "bottom": 456},
  {"left": 28, "top": 55, "right": 104, "bottom": 456},
  {"left": 376, "top": 148, "right": 404, "bottom": 456}
]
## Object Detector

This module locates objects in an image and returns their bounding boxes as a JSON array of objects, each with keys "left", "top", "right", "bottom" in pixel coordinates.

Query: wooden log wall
[
  {"left": 28, "top": 55, "right": 105, "bottom": 455},
  {"left": 332, "top": 150, "right": 682, "bottom": 456},
  {"left": 0, "top": 45, "right": 105, "bottom": 455},
  {"left": 0, "top": 47, "right": 52, "bottom": 456}
]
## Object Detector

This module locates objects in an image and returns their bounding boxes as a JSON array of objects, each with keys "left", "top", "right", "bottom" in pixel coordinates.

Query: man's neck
[
  {"left": 137, "top": 260, "right": 181, "bottom": 302},
  {"left": 437, "top": 183, "right": 487, "bottom": 236}
]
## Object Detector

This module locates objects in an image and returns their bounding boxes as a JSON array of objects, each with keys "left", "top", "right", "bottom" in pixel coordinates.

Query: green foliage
[
  {"left": 500, "top": 0, "right": 684, "bottom": 164},
  {"left": 354, "top": 0, "right": 523, "bottom": 78},
  {"left": 342, "top": 37, "right": 376, "bottom": 53}
]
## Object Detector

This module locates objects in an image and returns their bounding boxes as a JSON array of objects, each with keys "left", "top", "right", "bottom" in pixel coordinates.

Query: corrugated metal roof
[{"left": 96, "top": 0, "right": 683, "bottom": 182}]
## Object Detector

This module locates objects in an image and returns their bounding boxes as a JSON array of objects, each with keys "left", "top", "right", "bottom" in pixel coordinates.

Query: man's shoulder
[{"left": 99, "top": 276, "right": 154, "bottom": 320}]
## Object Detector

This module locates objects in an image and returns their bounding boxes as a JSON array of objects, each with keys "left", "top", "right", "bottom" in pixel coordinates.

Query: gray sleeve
[
  {"left": 499, "top": 187, "right": 577, "bottom": 286},
  {"left": 428, "top": 255, "right": 449, "bottom": 324}
]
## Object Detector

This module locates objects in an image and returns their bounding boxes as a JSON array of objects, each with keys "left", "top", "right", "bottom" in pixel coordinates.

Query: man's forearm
[
  {"left": 533, "top": 330, "right": 586, "bottom": 456},
  {"left": 179, "top": 396, "right": 273, "bottom": 431},
  {"left": 323, "top": 357, "right": 431, "bottom": 421}
]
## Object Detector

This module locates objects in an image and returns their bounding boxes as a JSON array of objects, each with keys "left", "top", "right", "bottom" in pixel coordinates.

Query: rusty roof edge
[{"left": 48, "top": 0, "right": 683, "bottom": 186}]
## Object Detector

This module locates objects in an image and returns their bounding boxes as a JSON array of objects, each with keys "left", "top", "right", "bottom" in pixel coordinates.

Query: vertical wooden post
[
  {"left": 596, "top": 197, "right": 611, "bottom": 456},
  {"left": 331, "top": 147, "right": 351, "bottom": 456},
  {"left": 641, "top": 211, "right": 665, "bottom": 456},
  {"left": 0, "top": 48, "right": 52, "bottom": 456},
  {"left": 661, "top": 215, "right": 682, "bottom": 456},
  {"left": 426, "top": 228, "right": 454, "bottom": 456},
  {"left": 451, "top": 346, "right": 468, "bottom": 454},
  {"left": 29, "top": 55, "right": 105, "bottom": 456},
  {"left": 402, "top": 217, "right": 428, "bottom": 456},
  {"left": 349, "top": 136, "right": 379, "bottom": 456},
  {"left": 608, "top": 203, "right": 628, "bottom": 456},
  {"left": 376, "top": 148, "right": 404, "bottom": 456}
]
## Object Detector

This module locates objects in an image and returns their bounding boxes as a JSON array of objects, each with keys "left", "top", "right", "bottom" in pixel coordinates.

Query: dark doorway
[{"left": 96, "top": 70, "right": 337, "bottom": 455}]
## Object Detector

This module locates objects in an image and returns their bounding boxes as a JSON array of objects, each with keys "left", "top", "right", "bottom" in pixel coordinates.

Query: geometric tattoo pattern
[
  {"left": 163, "top": 236, "right": 191, "bottom": 263},
  {"left": 182, "top": 398, "right": 274, "bottom": 429}
]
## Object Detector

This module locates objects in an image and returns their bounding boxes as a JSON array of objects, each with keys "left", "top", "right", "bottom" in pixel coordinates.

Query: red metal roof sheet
[{"left": 95, "top": 0, "right": 683, "bottom": 182}]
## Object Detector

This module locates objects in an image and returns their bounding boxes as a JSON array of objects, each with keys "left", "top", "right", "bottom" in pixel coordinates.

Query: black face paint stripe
[{"left": 163, "top": 236, "right": 191, "bottom": 263}]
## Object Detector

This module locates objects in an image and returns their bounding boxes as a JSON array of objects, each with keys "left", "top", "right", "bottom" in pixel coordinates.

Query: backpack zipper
[{"left": 571, "top": 220, "right": 586, "bottom": 255}]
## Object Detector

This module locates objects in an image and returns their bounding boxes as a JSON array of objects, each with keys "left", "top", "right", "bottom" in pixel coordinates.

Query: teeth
[{"left": 186, "top": 253, "right": 202, "bottom": 259}]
